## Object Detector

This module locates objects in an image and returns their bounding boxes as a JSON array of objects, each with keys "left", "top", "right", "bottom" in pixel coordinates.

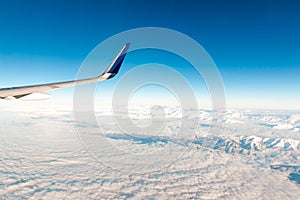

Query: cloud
[{"left": 1, "top": 106, "right": 300, "bottom": 198}]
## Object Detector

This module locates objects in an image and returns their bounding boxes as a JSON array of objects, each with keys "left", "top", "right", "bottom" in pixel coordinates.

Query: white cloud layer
[{"left": 0, "top": 105, "right": 299, "bottom": 199}]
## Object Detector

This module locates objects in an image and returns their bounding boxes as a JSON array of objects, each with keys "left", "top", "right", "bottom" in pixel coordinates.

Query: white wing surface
[{"left": 0, "top": 43, "right": 130, "bottom": 100}]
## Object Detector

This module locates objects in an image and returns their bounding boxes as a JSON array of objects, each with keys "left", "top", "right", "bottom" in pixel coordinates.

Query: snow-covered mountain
[
  {"left": 2, "top": 106, "right": 300, "bottom": 199},
  {"left": 194, "top": 135, "right": 300, "bottom": 154}
]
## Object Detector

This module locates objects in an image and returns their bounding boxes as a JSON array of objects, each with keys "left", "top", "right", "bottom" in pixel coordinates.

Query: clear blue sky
[{"left": 0, "top": 0, "right": 299, "bottom": 109}]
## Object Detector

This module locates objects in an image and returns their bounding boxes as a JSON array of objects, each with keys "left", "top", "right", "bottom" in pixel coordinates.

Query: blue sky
[{"left": 0, "top": 0, "right": 299, "bottom": 109}]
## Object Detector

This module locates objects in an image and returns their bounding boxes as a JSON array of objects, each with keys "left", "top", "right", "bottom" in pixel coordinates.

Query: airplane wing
[{"left": 0, "top": 43, "right": 130, "bottom": 100}]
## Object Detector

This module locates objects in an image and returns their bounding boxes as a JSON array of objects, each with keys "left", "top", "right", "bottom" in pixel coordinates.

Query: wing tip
[{"left": 101, "top": 42, "right": 131, "bottom": 79}]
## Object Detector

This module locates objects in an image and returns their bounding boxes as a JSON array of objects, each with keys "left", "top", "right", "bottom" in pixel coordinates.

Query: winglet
[{"left": 99, "top": 43, "right": 130, "bottom": 80}]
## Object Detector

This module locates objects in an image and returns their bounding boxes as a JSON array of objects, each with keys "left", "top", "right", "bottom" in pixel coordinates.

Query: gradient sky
[{"left": 0, "top": 0, "right": 299, "bottom": 109}]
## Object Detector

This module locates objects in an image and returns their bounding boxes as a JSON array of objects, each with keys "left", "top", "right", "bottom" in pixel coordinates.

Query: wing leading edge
[{"left": 0, "top": 43, "right": 130, "bottom": 100}]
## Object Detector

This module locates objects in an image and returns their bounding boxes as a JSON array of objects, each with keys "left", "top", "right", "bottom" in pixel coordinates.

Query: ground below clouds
[{"left": 0, "top": 107, "right": 299, "bottom": 199}]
